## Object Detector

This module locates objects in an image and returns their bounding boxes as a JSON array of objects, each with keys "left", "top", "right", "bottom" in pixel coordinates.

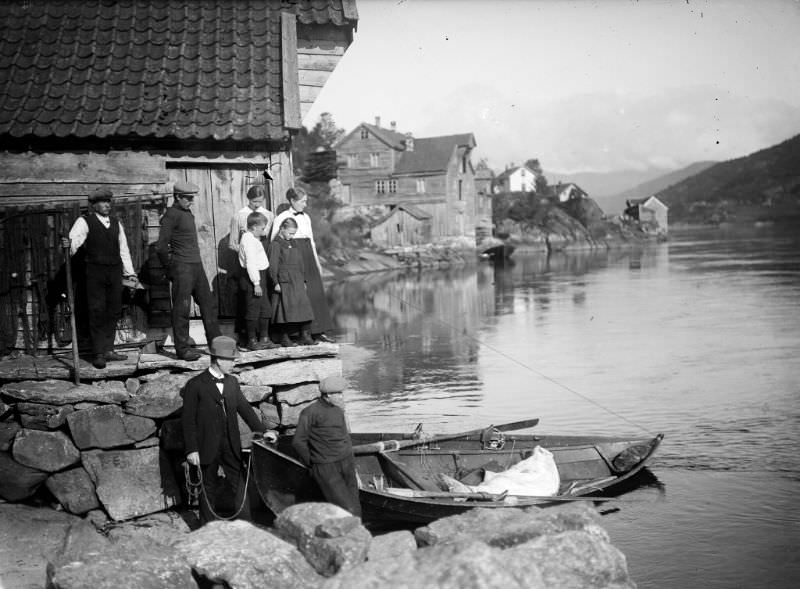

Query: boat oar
[{"left": 352, "top": 418, "right": 540, "bottom": 456}]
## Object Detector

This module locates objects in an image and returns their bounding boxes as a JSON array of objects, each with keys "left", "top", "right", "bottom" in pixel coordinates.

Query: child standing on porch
[
  {"left": 267, "top": 217, "right": 316, "bottom": 347},
  {"left": 237, "top": 212, "right": 280, "bottom": 351}
]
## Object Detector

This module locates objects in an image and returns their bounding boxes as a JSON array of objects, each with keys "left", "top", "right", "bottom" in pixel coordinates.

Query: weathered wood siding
[
  {"left": 370, "top": 209, "right": 432, "bottom": 247},
  {"left": 336, "top": 131, "right": 398, "bottom": 205},
  {"left": 296, "top": 24, "right": 350, "bottom": 119}
]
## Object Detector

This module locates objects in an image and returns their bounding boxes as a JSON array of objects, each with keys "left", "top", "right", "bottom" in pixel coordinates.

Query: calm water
[{"left": 328, "top": 227, "right": 800, "bottom": 588}]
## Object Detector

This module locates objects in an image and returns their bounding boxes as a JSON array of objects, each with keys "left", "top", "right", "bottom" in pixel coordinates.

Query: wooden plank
[
  {"left": 0, "top": 152, "right": 167, "bottom": 183},
  {"left": 297, "top": 53, "right": 339, "bottom": 72},
  {"left": 297, "top": 24, "right": 351, "bottom": 46},
  {"left": 298, "top": 69, "right": 331, "bottom": 88},
  {"left": 0, "top": 185, "right": 167, "bottom": 203},
  {"left": 296, "top": 44, "right": 346, "bottom": 56},
  {"left": 299, "top": 85, "right": 323, "bottom": 104},
  {"left": 281, "top": 12, "right": 303, "bottom": 131}
]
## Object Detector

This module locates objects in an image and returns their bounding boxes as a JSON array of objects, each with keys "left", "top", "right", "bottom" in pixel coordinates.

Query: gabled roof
[
  {"left": 372, "top": 203, "right": 432, "bottom": 227},
  {"left": 393, "top": 133, "right": 476, "bottom": 175},
  {"left": 0, "top": 0, "right": 357, "bottom": 143},
  {"left": 626, "top": 196, "right": 668, "bottom": 209},
  {"left": 495, "top": 165, "right": 536, "bottom": 182},
  {"left": 360, "top": 123, "right": 408, "bottom": 150}
]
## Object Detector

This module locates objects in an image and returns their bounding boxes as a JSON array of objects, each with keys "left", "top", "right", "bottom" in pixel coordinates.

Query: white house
[
  {"left": 494, "top": 165, "right": 538, "bottom": 193},
  {"left": 625, "top": 196, "right": 669, "bottom": 233}
]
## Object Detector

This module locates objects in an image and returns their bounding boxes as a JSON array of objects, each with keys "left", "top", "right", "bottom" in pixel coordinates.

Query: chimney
[
  {"left": 374, "top": 116, "right": 381, "bottom": 128},
  {"left": 405, "top": 132, "right": 414, "bottom": 152},
  {"left": 390, "top": 121, "right": 397, "bottom": 131}
]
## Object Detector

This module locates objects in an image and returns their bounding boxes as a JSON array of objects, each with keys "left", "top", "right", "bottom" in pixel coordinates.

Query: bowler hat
[
  {"left": 174, "top": 180, "right": 199, "bottom": 196},
  {"left": 208, "top": 336, "right": 240, "bottom": 360},
  {"left": 88, "top": 188, "right": 113, "bottom": 203},
  {"left": 319, "top": 375, "right": 347, "bottom": 394}
]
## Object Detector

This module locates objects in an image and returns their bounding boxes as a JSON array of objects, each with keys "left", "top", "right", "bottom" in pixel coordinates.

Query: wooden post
[{"left": 63, "top": 240, "right": 80, "bottom": 385}]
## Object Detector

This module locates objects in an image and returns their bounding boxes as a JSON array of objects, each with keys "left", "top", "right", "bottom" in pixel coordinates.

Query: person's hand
[
  {"left": 274, "top": 284, "right": 281, "bottom": 293},
  {"left": 254, "top": 285, "right": 263, "bottom": 297},
  {"left": 186, "top": 451, "right": 200, "bottom": 466},
  {"left": 61, "top": 237, "right": 70, "bottom": 249},
  {"left": 263, "top": 430, "right": 278, "bottom": 443}
]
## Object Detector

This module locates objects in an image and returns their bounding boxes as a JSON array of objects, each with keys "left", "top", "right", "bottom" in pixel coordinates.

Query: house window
[
  {"left": 461, "top": 154, "right": 467, "bottom": 173},
  {"left": 370, "top": 153, "right": 380, "bottom": 168},
  {"left": 389, "top": 180, "right": 397, "bottom": 193},
  {"left": 376, "top": 180, "right": 386, "bottom": 194},
  {"left": 360, "top": 128, "right": 369, "bottom": 139},
  {"left": 416, "top": 178, "right": 425, "bottom": 193},
  {"left": 347, "top": 154, "right": 358, "bottom": 168},
  {"left": 458, "top": 179, "right": 463, "bottom": 201}
]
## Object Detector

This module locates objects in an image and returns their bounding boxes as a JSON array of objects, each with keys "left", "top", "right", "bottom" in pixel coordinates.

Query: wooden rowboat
[{"left": 251, "top": 427, "right": 663, "bottom": 525}]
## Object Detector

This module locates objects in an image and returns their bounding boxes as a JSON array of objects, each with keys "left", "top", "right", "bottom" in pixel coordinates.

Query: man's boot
[
  {"left": 92, "top": 354, "right": 106, "bottom": 369},
  {"left": 299, "top": 324, "right": 317, "bottom": 346},
  {"left": 280, "top": 329, "right": 298, "bottom": 347},
  {"left": 259, "top": 336, "right": 280, "bottom": 349}
]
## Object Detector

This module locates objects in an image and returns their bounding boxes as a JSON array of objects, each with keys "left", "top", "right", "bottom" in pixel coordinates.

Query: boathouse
[
  {"left": 0, "top": 0, "right": 358, "bottom": 355},
  {"left": 624, "top": 196, "right": 669, "bottom": 234}
]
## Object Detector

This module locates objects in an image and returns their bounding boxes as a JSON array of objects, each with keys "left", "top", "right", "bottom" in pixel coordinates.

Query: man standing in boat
[{"left": 292, "top": 376, "right": 361, "bottom": 516}]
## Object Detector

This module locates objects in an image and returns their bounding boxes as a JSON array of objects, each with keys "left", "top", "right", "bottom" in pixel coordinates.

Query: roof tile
[{"left": 0, "top": 0, "right": 356, "bottom": 143}]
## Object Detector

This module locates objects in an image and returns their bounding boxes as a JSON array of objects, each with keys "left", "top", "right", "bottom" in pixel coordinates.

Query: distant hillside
[
  {"left": 654, "top": 134, "right": 800, "bottom": 225},
  {"left": 545, "top": 167, "right": 670, "bottom": 198},
  {"left": 595, "top": 161, "right": 717, "bottom": 216}
]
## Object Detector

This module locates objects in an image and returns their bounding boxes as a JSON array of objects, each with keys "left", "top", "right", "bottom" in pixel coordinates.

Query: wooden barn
[
  {"left": 369, "top": 204, "right": 433, "bottom": 248},
  {"left": 0, "top": 0, "right": 358, "bottom": 355}
]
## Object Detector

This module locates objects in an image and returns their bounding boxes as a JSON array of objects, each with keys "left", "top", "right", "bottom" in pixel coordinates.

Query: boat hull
[{"left": 251, "top": 431, "right": 662, "bottom": 525}]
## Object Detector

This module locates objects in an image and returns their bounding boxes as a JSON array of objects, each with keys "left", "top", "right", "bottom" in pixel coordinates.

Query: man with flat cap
[
  {"left": 293, "top": 375, "right": 361, "bottom": 516},
  {"left": 62, "top": 188, "right": 138, "bottom": 369},
  {"left": 156, "top": 181, "right": 222, "bottom": 361},
  {"left": 181, "top": 335, "right": 278, "bottom": 525}
]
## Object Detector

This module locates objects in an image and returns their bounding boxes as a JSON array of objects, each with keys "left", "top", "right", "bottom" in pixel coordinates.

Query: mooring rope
[{"left": 383, "top": 288, "right": 655, "bottom": 436}]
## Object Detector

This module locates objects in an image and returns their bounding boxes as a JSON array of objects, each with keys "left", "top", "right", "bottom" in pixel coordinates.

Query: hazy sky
[{"left": 304, "top": 0, "right": 800, "bottom": 173}]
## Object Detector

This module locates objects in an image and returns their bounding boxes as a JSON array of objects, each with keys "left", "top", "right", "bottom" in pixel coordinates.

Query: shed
[
  {"left": 0, "top": 0, "right": 358, "bottom": 354},
  {"left": 369, "top": 204, "right": 433, "bottom": 247},
  {"left": 625, "top": 196, "right": 669, "bottom": 233}
]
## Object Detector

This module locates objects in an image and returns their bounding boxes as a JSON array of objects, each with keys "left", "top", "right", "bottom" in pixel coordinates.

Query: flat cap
[
  {"left": 319, "top": 376, "right": 347, "bottom": 394},
  {"left": 88, "top": 188, "right": 113, "bottom": 203},
  {"left": 174, "top": 180, "right": 199, "bottom": 196}
]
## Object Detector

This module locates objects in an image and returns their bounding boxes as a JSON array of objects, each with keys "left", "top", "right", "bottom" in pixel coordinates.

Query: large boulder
[
  {"left": 81, "top": 446, "right": 181, "bottom": 521},
  {"left": 174, "top": 519, "right": 322, "bottom": 589},
  {"left": 0, "top": 379, "right": 128, "bottom": 405},
  {"left": 236, "top": 358, "right": 341, "bottom": 387},
  {"left": 45, "top": 467, "right": 101, "bottom": 515},
  {"left": 16, "top": 402, "right": 75, "bottom": 430},
  {"left": 67, "top": 405, "right": 156, "bottom": 450},
  {"left": 12, "top": 428, "right": 81, "bottom": 472},
  {"left": 0, "top": 450, "right": 48, "bottom": 500},
  {"left": 505, "top": 530, "right": 635, "bottom": 588},
  {"left": 273, "top": 383, "right": 322, "bottom": 406},
  {"left": 367, "top": 529, "right": 417, "bottom": 562},
  {"left": 46, "top": 519, "right": 194, "bottom": 589},
  {"left": 104, "top": 511, "right": 192, "bottom": 548},
  {"left": 415, "top": 503, "right": 607, "bottom": 548},
  {"left": 322, "top": 539, "right": 544, "bottom": 589},
  {"left": 239, "top": 385, "right": 272, "bottom": 403},
  {"left": 124, "top": 371, "right": 199, "bottom": 419},
  {"left": 275, "top": 502, "right": 371, "bottom": 576}
]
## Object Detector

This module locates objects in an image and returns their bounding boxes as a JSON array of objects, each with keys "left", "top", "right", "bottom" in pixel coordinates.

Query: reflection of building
[{"left": 625, "top": 196, "right": 669, "bottom": 233}]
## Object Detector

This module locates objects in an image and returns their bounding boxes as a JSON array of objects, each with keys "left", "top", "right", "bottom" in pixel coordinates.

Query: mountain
[
  {"left": 654, "top": 133, "right": 800, "bottom": 225},
  {"left": 594, "top": 161, "right": 718, "bottom": 216},
  {"left": 544, "top": 167, "right": 670, "bottom": 199}
]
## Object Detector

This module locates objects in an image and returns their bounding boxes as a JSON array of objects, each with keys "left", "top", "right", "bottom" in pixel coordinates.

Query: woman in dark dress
[
  {"left": 269, "top": 187, "right": 334, "bottom": 342},
  {"left": 267, "top": 217, "right": 315, "bottom": 347}
]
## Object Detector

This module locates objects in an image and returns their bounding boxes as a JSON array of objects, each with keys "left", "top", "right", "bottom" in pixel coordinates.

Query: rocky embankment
[{"left": 37, "top": 500, "right": 635, "bottom": 589}]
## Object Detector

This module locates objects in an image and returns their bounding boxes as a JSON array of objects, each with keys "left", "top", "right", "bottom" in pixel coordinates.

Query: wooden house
[
  {"left": 0, "top": 0, "right": 358, "bottom": 354},
  {"left": 493, "top": 164, "right": 538, "bottom": 193},
  {"left": 554, "top": 183, "right": 589, "bottom": 203},
  {"left": 369, "top": 204, "right": 432, "bottom": 248},
  {"left": 625, "top": 196, "right": 669, "bottom": 233},
  {"left": 336, "top": 118, "right": 478, "bottom": 242}
]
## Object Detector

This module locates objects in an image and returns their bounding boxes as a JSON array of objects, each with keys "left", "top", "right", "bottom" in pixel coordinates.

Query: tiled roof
[
  {"left": 361, "top": 123, "right": 407, "bottom": 150},
  {"left": 393, "top": 133, "right": 475, "bottom": 175},
  {"left": 0, "top": 0, "right": 357, "bottom": 143}
]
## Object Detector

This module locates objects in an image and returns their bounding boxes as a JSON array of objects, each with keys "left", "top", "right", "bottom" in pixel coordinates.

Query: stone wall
[{"left": 0, "top": 344, "right": 341, "bottom": 521}]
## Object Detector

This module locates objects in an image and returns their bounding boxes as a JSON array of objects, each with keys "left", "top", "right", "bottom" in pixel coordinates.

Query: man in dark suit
[{"left": 181, "top": 335, "right": 277, "bottom": 525}]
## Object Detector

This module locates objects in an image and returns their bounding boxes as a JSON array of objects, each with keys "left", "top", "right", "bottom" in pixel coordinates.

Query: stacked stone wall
[{"left": 0, "top": 344, "right": 341, "bottom": 521}]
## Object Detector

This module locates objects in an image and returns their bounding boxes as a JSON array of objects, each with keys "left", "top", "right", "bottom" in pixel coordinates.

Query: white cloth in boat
[{"left": 441, "top": 446, "right": 560, "bottom": 497}]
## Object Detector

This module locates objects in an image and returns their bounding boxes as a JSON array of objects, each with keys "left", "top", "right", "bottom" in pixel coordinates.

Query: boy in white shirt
[{"left": 238, "top": 212, "right": 280, "bottom": 350}]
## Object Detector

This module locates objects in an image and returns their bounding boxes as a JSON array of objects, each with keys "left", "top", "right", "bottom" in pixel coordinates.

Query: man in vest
[{"left": 62, "top": 188, "right": 137, "bottom": 369}]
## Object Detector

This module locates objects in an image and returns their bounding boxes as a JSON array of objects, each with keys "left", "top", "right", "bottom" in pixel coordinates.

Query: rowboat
[{"left": 251, "top": 422, "right": 663, "bottom": 525}]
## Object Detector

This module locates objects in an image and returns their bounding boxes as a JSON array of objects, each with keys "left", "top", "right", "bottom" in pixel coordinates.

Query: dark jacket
[
  {"left": 181, "top": 370, "right": 266, "bottom": 464},
  {"left": 292, "top": 398, "right": 352, "bottom": 466},
  {"left": 156, "top": 204, "right": 202, "bottom": 268}
]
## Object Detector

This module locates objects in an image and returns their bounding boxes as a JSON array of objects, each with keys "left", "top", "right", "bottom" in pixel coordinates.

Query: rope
[
  {"left": 184, "top": 452, "right": 254, "bottom": 521},
  {"left": 383, "top": 289, "right": 654, "bottom": 436}
]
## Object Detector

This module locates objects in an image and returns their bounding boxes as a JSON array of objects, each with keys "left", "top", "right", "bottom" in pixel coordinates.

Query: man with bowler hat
[
  {"left": 62, "top": 188, "right": 138, "bottom": 369},
  {"left": 181, "top": 335, "right": 277, "bottom": 525},
  {"left": 156, "top": 181, "right": 222, "bottom": 361},
  {"left": 292, "top": 375, "right": 361, "bottom": 516}
]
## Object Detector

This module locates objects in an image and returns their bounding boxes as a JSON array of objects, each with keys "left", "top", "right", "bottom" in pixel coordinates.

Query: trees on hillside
[{"left": 291, "top": 112, "right": 345, "bottom": 181}]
